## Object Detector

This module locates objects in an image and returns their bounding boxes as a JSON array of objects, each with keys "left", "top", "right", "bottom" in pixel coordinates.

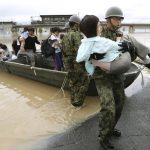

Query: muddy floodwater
[
  {"left": 0, "top": 72, "right": 100, "bottom": 149},
  {"left": 0, "top": 32, "right": 150, "bottom": 149}
]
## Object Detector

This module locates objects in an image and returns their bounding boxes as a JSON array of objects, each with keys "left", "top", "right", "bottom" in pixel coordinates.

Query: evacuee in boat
[
  {"left": 24, "top": 27, "right": 40, "bottom": 53},
  {"left": 12, "top": 35, "right": 21, "bottom": 56},
  {"left": 49, "top": 27, "right": 64, "bottom": 71},
  {"left": 12, "top": 26, "right": 29, "bottom": 57},
  {"left": 18, "top": 26, "right": 29, "bottom": 51},
  {"left": 17, "top": 27, "right": 40, "bottom": 66},
  {"left": 0, "top": 43, "right": 12, "bottom": 61},
  {"left": 20, "top": 26, "right": 29, "bottom": 40}
]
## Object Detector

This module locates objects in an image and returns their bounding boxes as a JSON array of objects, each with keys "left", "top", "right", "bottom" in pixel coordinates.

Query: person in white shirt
[{"left": 49, "top": 27, "right": 64, "bottom": 70}]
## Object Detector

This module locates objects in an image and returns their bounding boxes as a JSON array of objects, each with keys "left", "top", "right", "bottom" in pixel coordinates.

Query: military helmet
[
  {"left": 64, "top": 22, "right": 70, "bottom": 29},
  {"left": 105, "top": 6, "right": 124, "bottom": 19},
  {"left": 69, "top": 15, "right": 81, "bottom": 24}
]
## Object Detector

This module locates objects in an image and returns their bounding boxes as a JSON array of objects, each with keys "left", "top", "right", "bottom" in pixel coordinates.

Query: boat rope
[
  {"left": 60, "top": 75, "right": 67, "bottom": 97},
  {"left": 138, "top": 64, "right": 145, "bottom": 88},
  {"left": 50, "top": 74, "right": 68, "bottom": 99}
]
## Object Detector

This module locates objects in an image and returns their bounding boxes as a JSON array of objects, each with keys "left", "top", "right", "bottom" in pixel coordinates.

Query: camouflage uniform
[
  {"left": 61, "top": 27, "right": 89, "bottom": 107},
  {"left": 97, "top": 25, "right": 150, "bottom": 143},
  {"left": 95, "top": 28, "right": 126, "bottom": 142}
]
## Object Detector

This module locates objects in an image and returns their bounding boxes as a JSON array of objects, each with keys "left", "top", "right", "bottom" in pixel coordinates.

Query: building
[
  {"left": 120, "top": 23, "right": 150, "bottom": 33},
  {"left": 38, "top": 14, "right": 72, "bottom": 34},
  {"left": 11, "top": 15, "right": 73, "bottom": 35},
  {"left": 8, "top": 15, "right": 150, "bottom": 36},
  {"left": 40, "top": 15, "right": 72, "bottom": 26},
  {"left": 0, "top": 21, "right": 16, "bottom": 35}
]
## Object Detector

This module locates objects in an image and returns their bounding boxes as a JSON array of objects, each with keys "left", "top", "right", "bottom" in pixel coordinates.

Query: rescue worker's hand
[
  {"left": 118, "top": 41, "right": 137, "bottom": 61},
  {"left": 118, "top": 41, "right": 135, "bottom": 53}
]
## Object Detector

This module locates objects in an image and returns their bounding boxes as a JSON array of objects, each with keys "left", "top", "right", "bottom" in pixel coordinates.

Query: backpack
[{"left": 41, "top": 37, "right": 55, "bottom": 58}]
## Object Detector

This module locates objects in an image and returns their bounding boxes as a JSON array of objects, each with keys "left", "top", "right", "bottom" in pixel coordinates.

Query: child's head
[
  {"left": 80, "top": 15, "right": 101, "bottom": 38},
  {"left": 28, "top": 27, "right": 35, "bottom": 36},
  {"left": 23, "top": 26, "right": 28, "bottom": 32},
  {"left": 50, "top": 27, "right": 61, "bottom": 33},
  {"left": 28, "top": 27, "right": 35, "bottom": 32},
  {"left": 50, "top": 27, "right": 61, "bottom": 37}
]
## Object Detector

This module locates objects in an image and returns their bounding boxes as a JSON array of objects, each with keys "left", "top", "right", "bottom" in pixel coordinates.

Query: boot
[
  {"left": 100, "top": 140, "right": 114, "bottom": 150},
  {"left": 112, "top": 128, "right": 121, "bottom": 137}
]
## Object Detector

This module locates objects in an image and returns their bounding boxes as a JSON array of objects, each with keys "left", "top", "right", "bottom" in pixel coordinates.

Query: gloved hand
[
  {"left": 118, "top": 41, "right": 132, "bottom": 53},
  {"left": 118, "top": 40, "right": 137, "bottom": 61}
]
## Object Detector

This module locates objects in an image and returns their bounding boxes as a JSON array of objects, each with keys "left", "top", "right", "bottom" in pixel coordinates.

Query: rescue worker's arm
[
  {"left": 123, "top": 34, "right": 150, "bottom": 60},
  {"left": 71, "top": 32, "right": 81, "bottom": 52}
]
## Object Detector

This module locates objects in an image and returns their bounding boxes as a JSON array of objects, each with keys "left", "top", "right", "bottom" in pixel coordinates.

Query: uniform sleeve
[
  {"left": 123, "top": 34, "right": 150, "bottom": 59},
  {"left": 71, "top": 32, "right": 81, "bottom": 52}
]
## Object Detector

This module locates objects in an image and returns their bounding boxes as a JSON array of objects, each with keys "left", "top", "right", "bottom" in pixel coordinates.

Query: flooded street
[
  {"left": 0, "top": 33, "right": 150, "bottom": 149},
  {"left": 0, "top": 72, "right": 100, "bottom": 149}
]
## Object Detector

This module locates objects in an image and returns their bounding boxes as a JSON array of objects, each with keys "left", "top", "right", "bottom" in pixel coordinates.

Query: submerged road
[{"left": 13, "top": 67, "right": 150, "bottom": 150}]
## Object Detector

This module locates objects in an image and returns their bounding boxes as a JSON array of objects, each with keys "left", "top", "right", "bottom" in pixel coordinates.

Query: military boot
[
  {"left": 100, "top": 140, "right": 114, "bottom": 150},
  {"left": 112, "top": 128, "right": 121, "bottom": 137}
]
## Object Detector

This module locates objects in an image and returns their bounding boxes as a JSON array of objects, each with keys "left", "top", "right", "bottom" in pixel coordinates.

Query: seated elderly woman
[{"left": 0, "top": 43, "right": 12, "bottom": 61}]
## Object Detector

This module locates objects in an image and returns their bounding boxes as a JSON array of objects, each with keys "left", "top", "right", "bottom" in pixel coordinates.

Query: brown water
[
  {"left": 0, "top": 32, "right": 150, "bottom": 149},
  {"left": 0, "top": 72, "right": 100, "bottom": 149}
]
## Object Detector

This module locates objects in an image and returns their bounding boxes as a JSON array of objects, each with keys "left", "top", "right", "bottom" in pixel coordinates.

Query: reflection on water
[{"left": 0, "top": 72, "right": 99, "bottom": 150}]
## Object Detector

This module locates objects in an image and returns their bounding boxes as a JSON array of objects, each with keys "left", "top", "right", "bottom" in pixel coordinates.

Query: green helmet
[
  {"left": 64, "top": 22, "right": 70, "bottom": 29},
  {"left": 69, "top": 15, "right": 80, "bottom": 24},
  {"left": 105, "top": 6, "right": 124, "bottom": 19}
]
